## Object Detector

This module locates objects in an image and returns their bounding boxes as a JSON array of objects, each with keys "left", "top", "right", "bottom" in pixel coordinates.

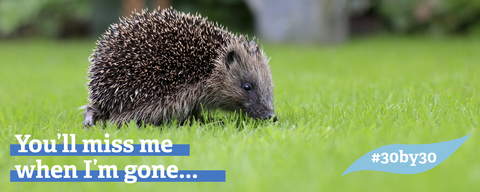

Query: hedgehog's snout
[
  {"left": 265, "top": 113, "right": 278, "bottom": 122},
  {"left": 242, "top": 105, "right": 276, "bottom": 122},
  {"left": 256, "top": 110, "right": 276, "bottom": 122}
]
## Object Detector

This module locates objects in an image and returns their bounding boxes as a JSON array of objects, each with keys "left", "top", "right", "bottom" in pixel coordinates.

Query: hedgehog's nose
[{"left": 267, "top": 114, "right": 277, "bottom": 122}]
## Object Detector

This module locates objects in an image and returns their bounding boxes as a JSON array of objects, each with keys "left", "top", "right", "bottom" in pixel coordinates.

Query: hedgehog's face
[{"left": 216, "top": 41, "right": 276, "bottom": 122}]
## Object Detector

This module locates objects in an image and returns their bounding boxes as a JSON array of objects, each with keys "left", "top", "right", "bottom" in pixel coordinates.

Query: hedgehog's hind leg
[{"left": 83, "top": 105, "right": 99, "bottom": 129}]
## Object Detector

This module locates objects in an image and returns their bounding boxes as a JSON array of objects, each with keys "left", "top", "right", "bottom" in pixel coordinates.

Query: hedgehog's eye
[{"left": 243, "top": 83, "right": 252, "bottom": 92}]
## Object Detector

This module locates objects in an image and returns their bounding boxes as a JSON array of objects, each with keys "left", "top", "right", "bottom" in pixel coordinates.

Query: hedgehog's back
[{"left": 88, "top": 8, "right": 232, "bottom": 114}]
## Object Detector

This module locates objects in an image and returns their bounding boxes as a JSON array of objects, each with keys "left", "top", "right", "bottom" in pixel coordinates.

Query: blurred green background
[
  {"left": 0, "top": 0, "right": 254, "bottom": 38},
  {"left": 1, "top": 0, "right": 480, "bottom": 39}
]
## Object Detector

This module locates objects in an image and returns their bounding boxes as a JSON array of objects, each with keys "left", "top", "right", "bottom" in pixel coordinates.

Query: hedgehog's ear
[{"left": 225, "top": 50, "right": 237, "bottom": 70}]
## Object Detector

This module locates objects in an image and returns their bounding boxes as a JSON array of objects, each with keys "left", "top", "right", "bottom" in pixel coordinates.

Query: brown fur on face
[
  {"left": 205, "top": 38, "right": 275, "bottom": 120},
  {"left": 83, "top": 8, "right": 275, "bottom": 128}
]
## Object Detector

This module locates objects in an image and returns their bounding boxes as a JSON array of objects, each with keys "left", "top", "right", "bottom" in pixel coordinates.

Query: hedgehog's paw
[
  {"left": 83, "top": 106, "right": 98, "bottom": 129},
  {"left": 83, "top": 115, "right": 95, "bottom": 128}
]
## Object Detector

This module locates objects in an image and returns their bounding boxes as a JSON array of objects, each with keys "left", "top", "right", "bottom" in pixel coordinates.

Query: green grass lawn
[{"left": 0, "top": 35, "right": 479, "bottom": 191}]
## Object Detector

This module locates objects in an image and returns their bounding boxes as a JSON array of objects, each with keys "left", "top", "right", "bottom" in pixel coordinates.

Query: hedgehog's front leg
[
  {"left": 190, "top": 103, "right": 212, "bottom": 124},
  {"left": 83, "top": 105, "right": 98, "bottom": 128}
]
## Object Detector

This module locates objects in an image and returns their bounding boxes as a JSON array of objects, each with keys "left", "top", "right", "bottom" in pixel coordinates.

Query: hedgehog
[{"left": 83, "top": 7, "right": 276, "bottom": 127}]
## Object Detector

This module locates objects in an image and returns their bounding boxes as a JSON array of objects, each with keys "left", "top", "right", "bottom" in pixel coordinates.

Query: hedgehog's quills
[{"left": 84, "top": 7, "right": 276, "bottom": 128}]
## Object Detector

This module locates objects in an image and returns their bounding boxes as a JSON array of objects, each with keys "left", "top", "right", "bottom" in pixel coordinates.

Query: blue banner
[{"left": 10, "top": 170, "right": 225, "bottom": 182}]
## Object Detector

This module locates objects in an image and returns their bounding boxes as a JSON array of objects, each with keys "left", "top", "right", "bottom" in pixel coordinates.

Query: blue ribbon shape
[{"left": 342, "top": 134, "right": 470, "bottom": 176}]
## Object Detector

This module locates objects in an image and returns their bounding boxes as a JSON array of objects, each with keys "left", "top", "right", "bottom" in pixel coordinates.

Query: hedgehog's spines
[{"left": 88, "top": 8, "right": 236, "bottom": 113}]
